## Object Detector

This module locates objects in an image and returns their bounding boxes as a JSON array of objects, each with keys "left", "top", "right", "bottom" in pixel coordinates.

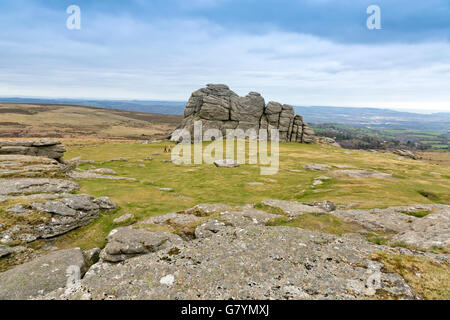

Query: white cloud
[{"left": 0, "top": 13, "right": 449, "bottom": 112}]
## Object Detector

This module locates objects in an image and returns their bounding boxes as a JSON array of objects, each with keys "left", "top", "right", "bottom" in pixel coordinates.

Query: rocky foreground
[{"left": 0, "top": 139, "right": 448, "bottom": 300}]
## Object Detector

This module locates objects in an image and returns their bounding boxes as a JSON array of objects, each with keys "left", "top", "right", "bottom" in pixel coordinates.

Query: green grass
[
  {"left": 372, "top": 252, "right": 450, "bottom": 300},
  {"left": 39, "top": 139, "right": 449, "bottom": 250}
]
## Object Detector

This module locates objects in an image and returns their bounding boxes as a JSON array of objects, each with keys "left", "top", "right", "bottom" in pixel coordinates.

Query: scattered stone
[
  {"left": 304, "top": 201, "right": 337, "bottom": 212},
  {"left": 315, "top": 176, "right": 331, "bottom": 180},
  {"left": 312, "top": 180, "right": 323, "bottom": 186},
  {"left": 110, "top": 158, "right": 128, "bottom": 162},
  {"left": 0, "top": 248, "right": 87, "bottom": 300},
  {"left": 69, "top": 171, "right": 136, "bottom": 181},
  {"left": 393, "top": 149, "right": 419, "bottom": 160},
  {"left": 156, "top": 187, "right": 173, "bottom": 192},
  {"left": 248, "top": 182, "right": 264, "bottom": 186},
  {"left": 144, "top": 157, "right": 153, "bottom": 161},
  {"left": 113, "top": 214, "right": 134, "bottom": 224},
  {"left": 303, "top": 164, "right": 331, "bottom": 171},
  {"left": 333, "top": 170, "right": 393, "bottom": 179},
  {"left": 214, "top": 159, "right": 240, "bottom": 168},
  {"left": 93, "top": 197, "right": 116, "bottom": 210},
  {"left": 88, "top": 168, "right": 116, "bottom": 175}
]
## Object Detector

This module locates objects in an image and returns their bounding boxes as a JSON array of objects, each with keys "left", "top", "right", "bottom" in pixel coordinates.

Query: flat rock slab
[
  {"left": 69, "top": 171, "right": 136, "bottom": 181},
  {"left": 44, "top": 226, "right": 417, "bottom": 300},
  {"left": 214, "top": 159, "right": 240, "bottom": 168},
  {"left": 139, "top": 212, "right": 200, "bottom": 227},
  {"left": 0, "top": 178, "right": 79, "bottom": 196},
  {"left": 332, "top": 170, "right": 393, "bottom": 179},
  {"left": 219, "top": 208, "right": 282, "bottom": 227},
  {"left": 261, "top": 199, "right": 327, "bottom": 216},
  {"left": 100, "top": 227, "right": 183, "bottom": 263},
  {"left": 0, "top": 248, "right": 87, "bottom": 300},
  {"left": 303, "top": 164, "right": 331, "bottom": 171},
  {"left": 183, "top": 203, "right": 232, "bottom": 217},
  {"left": 113, "top": 214, "right": 134, "bottom": 224},
  {"left": 333, "top": 204, "right": 450, "bottom": 250}
]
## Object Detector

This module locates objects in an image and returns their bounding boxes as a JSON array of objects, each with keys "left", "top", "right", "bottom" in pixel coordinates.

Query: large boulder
[
  {"left": 0, "top": 139, "right": 66, "bottom": 162},
  {"left": 170, "top": 84, "right": 317, "bottom": 143},
  {"left": 0, "top": 248, "right": 87, "bottom": 300}
]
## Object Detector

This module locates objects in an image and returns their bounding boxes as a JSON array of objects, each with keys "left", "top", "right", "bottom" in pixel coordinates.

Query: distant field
[
  {"left": 0, "top": 103, "right": 182, "bottom": 140},
  {"left": 312, "top": 124, "right": 449, "bottom": 152}
]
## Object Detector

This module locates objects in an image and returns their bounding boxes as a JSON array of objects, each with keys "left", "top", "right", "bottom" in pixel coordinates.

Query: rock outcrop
[
  {"left": 0, "top": 139, "right": 66, "bottom": 162},
  {"left": 0, "top": 248, "right": 87, "bottom": 300},
  {"left": 170, "top": 84, "right": 317, "bottom": 143}
]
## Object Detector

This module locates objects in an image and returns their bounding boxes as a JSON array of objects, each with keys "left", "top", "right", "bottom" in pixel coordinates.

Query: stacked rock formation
[
  {"left": 0, "top": 139, "right": 66, "bottom": 162},
  {"left": 170, "top": 84, "right": 316, "bottom": 143}
]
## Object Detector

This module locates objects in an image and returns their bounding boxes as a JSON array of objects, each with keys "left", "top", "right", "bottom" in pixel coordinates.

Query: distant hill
[
  {"left": 294, "top": 106, "right": 450, "bottom": 132},
  {"left": 0, "top": 97, "right": 448, "bottom": 132}
]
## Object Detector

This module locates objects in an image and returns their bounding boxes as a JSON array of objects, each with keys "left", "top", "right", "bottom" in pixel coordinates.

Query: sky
[{"left": 0, "top": 0, "right": 449, "bottom": 112}]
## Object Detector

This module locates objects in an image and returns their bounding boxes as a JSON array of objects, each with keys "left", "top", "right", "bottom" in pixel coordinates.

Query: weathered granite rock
[
  {"left": 333, "top": 170, "right": 393, "bottom": 179},
  {"left": 170, "top": 84, "right": 317, "bottom": 143},
  {"left": 0, "top": 155, "right": 63, "bottom": 178},
  {"left": 93, "top": 196, "right": 116, "bottom": 210},
  {"left": 69, "top": 171, "right": 136, "bottom": 181},
  {"left": 0, "top": 248, "right": 87, "bottom": 300},
  {"left": 214, "top": 159, "right": 240, "bottom": 168},
  {"left": 0, "top": 178, "right": 79, "bottom": 196},
  {"left": 113, "top": 214, "right": 134, "bottom": 224},
  {"left": 42, "top": 225, "right": 418, "bottom": 300},
  {"left": 139, "top": 212, "right": 201, "bottom": 227},
  {"left": 304, "top": 164, "right": 332, "bottom": 171},
  {"left": 183, "top": 203, "right": 232, "bottom": 217},
  {"left": 333, "top": 204, "right": 450, "bottom": 250},
  {"left": 393, "top": 149, "right": 419, "bottom": 160},
  {"left": 100, "top": 227, "right": 183, "bottom": 263},
  {"left": 261, "top": 199, "right": 328, "bottom": 217},
  {"left": 0, "top": 194, "right": 103, "bottom": 243},
  {"left": 0, "top": 244, "right": 13, "bottom": 258},
  {"left": 0, "top": 139, "right": 66, "bottom": 162},
  {"left": 219, "top": 208, "right": 282, "bottom": 227}
]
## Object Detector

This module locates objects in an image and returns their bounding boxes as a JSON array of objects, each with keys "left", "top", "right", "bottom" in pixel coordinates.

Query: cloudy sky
[{"left": 0, "top": 0, "right": 449, "bottom": 111}]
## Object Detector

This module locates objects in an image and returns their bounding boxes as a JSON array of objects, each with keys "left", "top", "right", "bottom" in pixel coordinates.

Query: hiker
[
  {"left": 168, "top": 146, "right": 171, "bottom": 152},
  {"left": 164, "top": 145, "right": 167, "bottom": 152}
]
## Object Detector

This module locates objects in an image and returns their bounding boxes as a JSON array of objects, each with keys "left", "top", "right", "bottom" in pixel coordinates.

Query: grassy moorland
[{"left": 49, "top": 139, "right": 450, "bottom": 250}]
